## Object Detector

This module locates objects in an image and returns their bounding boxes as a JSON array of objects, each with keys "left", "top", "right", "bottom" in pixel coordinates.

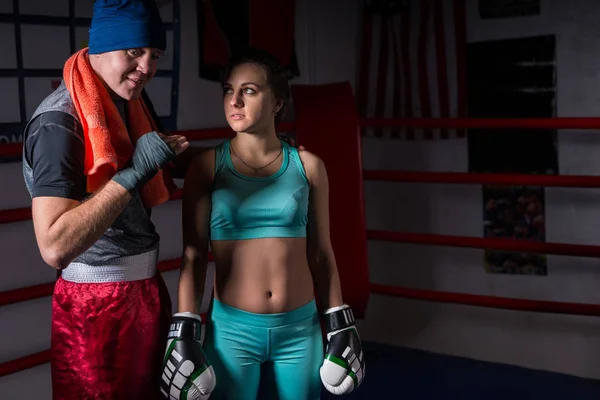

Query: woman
[{"left": 167, "top": 49, "right": 364, "bottom": 400}]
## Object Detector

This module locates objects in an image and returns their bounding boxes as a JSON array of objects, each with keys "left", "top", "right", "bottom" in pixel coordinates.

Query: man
[{"left": 22, "top": 1, "right": 198, "bottom": 398}]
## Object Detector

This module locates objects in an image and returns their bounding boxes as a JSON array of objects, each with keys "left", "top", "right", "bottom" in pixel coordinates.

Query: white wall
[{"left": 356, "top": 0, "right": 600, "bottom": 381}]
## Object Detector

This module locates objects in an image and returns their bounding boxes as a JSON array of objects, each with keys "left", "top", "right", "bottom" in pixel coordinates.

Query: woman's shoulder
[
  {"left": 297, "top": 149, "right": 323, "bottom": 167},
  {"left": 193, "top": 146, "right": 216, "bottom": 163},
  {"left": 187, "top": 147, "right": 217, "bottom": 182},
  {"left": 296, "top": 149, "right": 326, "bottom": 182}
]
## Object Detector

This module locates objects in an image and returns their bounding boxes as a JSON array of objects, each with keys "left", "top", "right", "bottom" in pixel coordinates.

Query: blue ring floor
[{"left": 321, "top": 341, "right": 600, "bottom": 399}]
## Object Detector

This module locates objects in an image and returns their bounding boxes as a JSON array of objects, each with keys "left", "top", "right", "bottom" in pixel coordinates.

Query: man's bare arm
[{"left": 33, "top": 181, "right": 133, "bottom": 269}]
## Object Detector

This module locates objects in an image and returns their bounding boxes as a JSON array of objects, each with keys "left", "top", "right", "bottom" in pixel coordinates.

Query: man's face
[{"left": 90, "top": 48, "right": 162, "bottom": 100}]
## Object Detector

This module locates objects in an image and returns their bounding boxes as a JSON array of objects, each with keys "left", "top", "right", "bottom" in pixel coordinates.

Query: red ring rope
[
  {"left": 370, "top": 284, "right": 600, "bottom": 316},
  {"left": 363, "top": 170, "right": 600, "bottom": 188},
  {"left": 0, "top": 350, "right": 51, "bottom": 377},
  {"left": 0, "top": 282, "right": 56, "bottom": 307},
  {"left": 367, "top": 230, "right": 600, "bottom": 258},
  {"left": 362, "top": 117, "right": 600, "bottom": 129},
  {"left": 0, "top": 207, "right": 32, "bottom": 224},
  {"left": 0, "top": 143, "right": 24, "bottom": 158}
]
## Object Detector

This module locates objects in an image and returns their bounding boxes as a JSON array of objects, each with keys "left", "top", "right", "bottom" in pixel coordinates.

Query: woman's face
[{"left": 223, "top": 63, "right": 281, "bottom": 133}]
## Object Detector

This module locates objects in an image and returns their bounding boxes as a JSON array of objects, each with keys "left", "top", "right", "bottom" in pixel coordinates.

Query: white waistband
[{"left": 61, "top": 249, "right": 158, "bottom": 283}]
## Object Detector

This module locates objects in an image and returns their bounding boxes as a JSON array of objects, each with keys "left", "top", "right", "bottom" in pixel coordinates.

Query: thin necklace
[{"left": 230, "top": 140, "right": 282, "bottom": 174}]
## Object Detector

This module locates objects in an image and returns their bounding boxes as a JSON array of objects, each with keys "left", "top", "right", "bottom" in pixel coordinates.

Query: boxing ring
[{"left": 2, "top": 81, "right": 600, "bottom": 399}]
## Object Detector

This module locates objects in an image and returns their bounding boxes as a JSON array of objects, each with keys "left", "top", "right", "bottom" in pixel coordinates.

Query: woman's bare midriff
[{"left": 210, "top": 237, "right": 315, "bottom": 314}]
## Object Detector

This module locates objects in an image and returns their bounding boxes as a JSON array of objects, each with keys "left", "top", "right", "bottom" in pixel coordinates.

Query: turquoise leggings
[{"left": 203, "top": 298, "right": 323, "bottom": 400}]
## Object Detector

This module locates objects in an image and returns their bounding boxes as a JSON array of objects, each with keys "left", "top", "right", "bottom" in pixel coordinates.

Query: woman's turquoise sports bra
[{"left": 209, "top": 139, "right": 310, "bottom": 241}]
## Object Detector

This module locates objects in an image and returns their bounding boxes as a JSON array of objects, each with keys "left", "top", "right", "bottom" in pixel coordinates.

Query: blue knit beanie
[{"left": 88, "top": 0, "right": 166, "bottom": 54}]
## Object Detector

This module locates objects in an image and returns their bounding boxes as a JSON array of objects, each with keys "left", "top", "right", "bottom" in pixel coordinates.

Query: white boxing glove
[
  {"left": 320, "top": 304, "right": 365, "bottom": 395},
  {"left": 160, "top": 312, "right": 216, "bottom": 399}
]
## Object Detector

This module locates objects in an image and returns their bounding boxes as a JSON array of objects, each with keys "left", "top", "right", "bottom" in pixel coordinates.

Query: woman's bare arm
[
  {"left": 302, "top": 151, "right": 344, "bottom": 310},
  {"left": 178, "top": 149, "right": 214, "bottom": 314}
]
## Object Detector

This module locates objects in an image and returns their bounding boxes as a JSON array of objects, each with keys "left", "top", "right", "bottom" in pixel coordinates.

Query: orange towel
[{"left": 63, "top": 47, "right": 177, "bottom": 208}]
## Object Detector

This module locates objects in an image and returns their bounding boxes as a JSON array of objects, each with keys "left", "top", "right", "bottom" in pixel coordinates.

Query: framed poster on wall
[{"left": 467, "top": 35, "right": 557, "bottom": 276}]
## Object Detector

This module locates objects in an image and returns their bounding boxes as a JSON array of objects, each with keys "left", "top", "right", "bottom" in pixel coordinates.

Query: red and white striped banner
[{"left": 357, "top": 0, "right": 467, "bottom": 140}]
